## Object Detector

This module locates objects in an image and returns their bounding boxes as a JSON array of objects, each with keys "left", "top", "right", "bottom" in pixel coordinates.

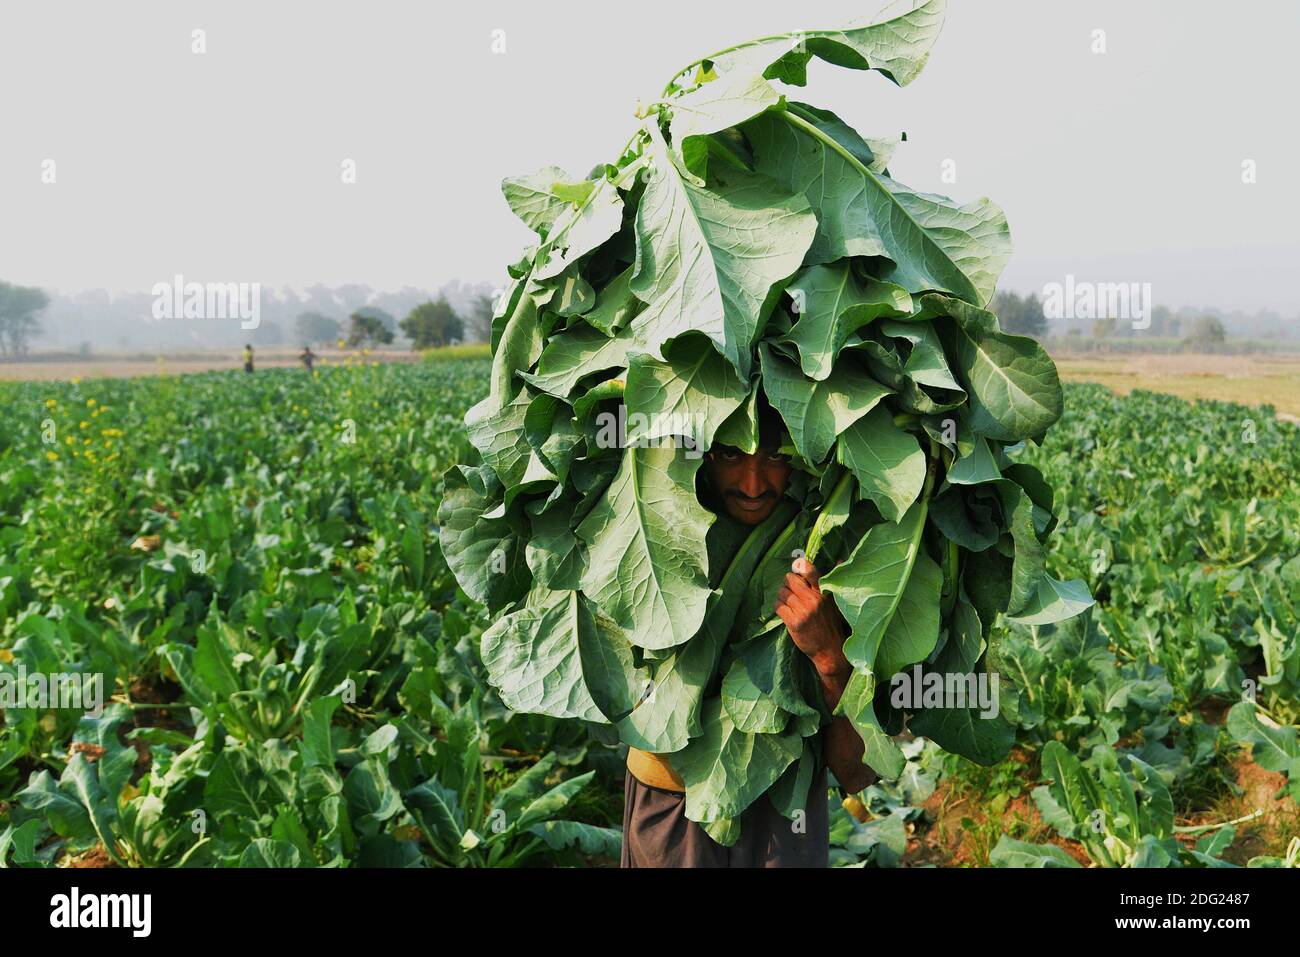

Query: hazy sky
[{"left": 1, "top": 0, "right": 1296, "bottom": 313}]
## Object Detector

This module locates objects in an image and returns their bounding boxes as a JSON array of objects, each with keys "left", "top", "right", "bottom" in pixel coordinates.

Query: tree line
[
  {"left": 0, "top": 275, "right": 1272, "bottom": 359},
  {"left": 0, "top": 279, "right": 497, "bottom": 358},
  {"left": 0, "top": 281, "right": 50, "bottom": 359},
  {"left": 991, "top": 289, "right": 1233, "bottom": 346},
  {"left": 292, "top": 290, "right": 493, "bottom": 350}
]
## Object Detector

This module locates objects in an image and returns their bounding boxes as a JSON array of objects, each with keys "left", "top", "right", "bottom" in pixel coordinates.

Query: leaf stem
[
  {"left": 1173, "top": 809, "right": 1263, "bottom": 835},
  {"left": 659, "top": 33, "right": 802, "bottom": 97},
  {"left": 804, "top": 470, "right": 854, "bottom": 563},
  {"left": 775, "top": 108, "right": 979, "bottom": 305},
  {"left": 716, "top": 499, "right": 799, "bottom": 591}
]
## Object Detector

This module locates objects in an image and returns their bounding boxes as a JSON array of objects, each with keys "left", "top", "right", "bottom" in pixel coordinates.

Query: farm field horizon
[
  {"left": 1054, "top": 353, "right": 1300, "bottom": 421},
  {"left": 5, "top": 346, "right": 1298, "bottom": 421},
  {"left": 2, "top": 355, "right": 1296, "bottom": 868}
]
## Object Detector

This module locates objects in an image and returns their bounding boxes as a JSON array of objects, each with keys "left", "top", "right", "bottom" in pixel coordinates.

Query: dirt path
[{"left": 0, "top": 349, "right": 422, "bottom": 382}]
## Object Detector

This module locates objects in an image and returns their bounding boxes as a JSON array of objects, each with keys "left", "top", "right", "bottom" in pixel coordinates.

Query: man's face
[{"left": 704, "top": 442, "right": 793, "bottom": 525}]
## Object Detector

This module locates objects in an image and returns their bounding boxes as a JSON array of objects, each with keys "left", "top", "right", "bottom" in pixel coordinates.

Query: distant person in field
[
  {"left": 299, "top": 346, "right": 316, "bottom": 373},
  {"left": 620, "top": 398, "right": 874, "bottom": 869},
  {"left": 243, "top": 343, "right": 255, "bottom": 373}
]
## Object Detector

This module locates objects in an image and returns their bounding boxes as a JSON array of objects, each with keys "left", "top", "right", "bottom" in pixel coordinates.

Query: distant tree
[
  {"left": 351, "top": 306, "right": 396, "bottom": 337},
  {"left": 400, "top": 299, "right": 464, "bottom": 349},
  {"left": 1148, "top": 304, "right": 1174, "bottom": 336},
  {"left": 991, "top": 289, "right": 1048, "bottom": 338},
  {"left": 465, "top": 292, "right": 495, "bottom": 343},
  {"left": 1185, "top": 315, "right": 1226, "bottom": 347},
  {"left": 1092, "top": 316, "right": 1118, "bottom": 340},
  {"left": 346, "top": 310, "right": 395, "bottom": 347},
  {"left": 992, "top": 290, "right": 1023, "bottom": 328},
  {"left": 0, "top": 281, "right": 49, "bottom": 359},
  {"left": 294, "top": 311, "right": 341, "bottom": 346}
]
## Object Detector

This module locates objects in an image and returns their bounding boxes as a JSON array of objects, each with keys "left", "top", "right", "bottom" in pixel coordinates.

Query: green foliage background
[{"left": 0, "top": 360, "right": 1296, "bottom": 867}]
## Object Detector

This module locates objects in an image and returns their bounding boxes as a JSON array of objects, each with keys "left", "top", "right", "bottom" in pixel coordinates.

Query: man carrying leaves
[{"left": 620, "top": 403, "right": 876, "bottom": 867}]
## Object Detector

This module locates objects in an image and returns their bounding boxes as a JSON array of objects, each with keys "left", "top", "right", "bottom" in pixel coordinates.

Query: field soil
[{"left": 1053, "top": 352, "right": 1300, "bottom": 420}]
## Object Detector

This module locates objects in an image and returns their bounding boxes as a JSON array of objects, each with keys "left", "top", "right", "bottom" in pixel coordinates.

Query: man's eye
[
  {"left": 769, "top": 452, "right": 791, "bottom": 463},
  {"left": 719, "top": 450, "right": 741, "bottom": 461}
]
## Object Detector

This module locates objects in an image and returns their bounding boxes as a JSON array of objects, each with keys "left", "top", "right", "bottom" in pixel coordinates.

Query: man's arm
[{"left": 775, "top": 557, "right": 878, "bottom": 794}]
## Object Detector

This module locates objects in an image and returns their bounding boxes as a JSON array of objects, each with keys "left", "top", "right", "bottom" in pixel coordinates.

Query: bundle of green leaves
[{"left": 439, "top": 0, "right": 1092, "bottom": 844}]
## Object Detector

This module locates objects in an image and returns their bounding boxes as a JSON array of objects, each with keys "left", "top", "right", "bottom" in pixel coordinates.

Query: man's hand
[
  {"left": 775, "top": 556, "right": 849, "bottom": 684},
  {"left": 775, "top": 556, "right": 877, "bottom": 794}
]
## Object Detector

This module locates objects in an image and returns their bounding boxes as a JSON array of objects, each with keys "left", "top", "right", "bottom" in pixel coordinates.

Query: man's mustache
[{"left": 725, "top": 490, "right": 777, "bottom": 501}]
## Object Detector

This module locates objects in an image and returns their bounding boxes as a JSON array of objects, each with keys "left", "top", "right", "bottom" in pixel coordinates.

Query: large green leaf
[
  {"left": 466, "top": 390, "right": 556, "bottom": 503},
  {"left": 16, "top": 771, "right": 97, "bottom": 845},
  {"left": 533, "top": 174, "right": 625, "bottom": 281},
  {"left": 721, "top": 626, "right": 817, "bottom": 734},
  {"left": 630, "top": 123, "right": 817, "bottom": 379},
  {"left": 908, "top": 679, "right": 1015, "bottom": 766},
  {"left": 436, "top": 464, "right": 530, "bottom": 612},
  {"left": 239, "top": 838, "right": 302, "bottom": 869},
  {"left": 667, "top": 69, "right": 783, "bottom": 154},
  {"left": 203, "top": 748, "right": 268, "bottom": 821},
  {"left": 529, "top": 820, "right": 622, "bottom": 858},
  {"left": 514, "top": 771, "right": 596, "bottom": 832},
  {"left": 945, "top": 433, "right": 1002, "bottom": 485},
  {"left": 480, "top": 589, "right": 607, "bottom": 722},
  {"left": 784, "top": 102, "right": 889, "bottom": 173},
  {"left": 834, "top": 670, "right": 905, "bottom": 780},
  {"left": 300, "top": 695, "right": 342, "bottom": 769},
  {"left": 782, "top": 262, "right": 913, "bottom": 380},
  {"left": 576, "top": 602, "right": 648, "bottom": 724},
  {"left": 583, "top": 265, "right": 640, "bottom": 336},
  {"left": 624, "top": 339, "right": 750, "bottom": 455},
  {"left": 760, "top": 341, "right": 892, "bottom": 465},
  {"left": 524, "top": 495, "right": 586, "bottom": 590},
  {"left": 930, "top": 483, "right": 1002, "bottom": 551},
  {"left": 673, "top": 697, "right": 803, "bottom": 823},
  {"left": 1036, "top": 740, "right": 1104, "bottom": 841},
  {"left": 744, "top": 109, "right": 1009, "bottom": 303},
  {"left": 0, "top": 820, "right": 44, "bottom": 867},
  {"left": 518, "top": 325, "right": 634, "bottom": 399},
  {"left": 480, "top": 281, "right": 544, "bottom": 412},
  {"left": 1002, "top": 483, "right": 1045, "bottom": 616},
  {"left": 822, "top": 499, "right": 929, "bottom": 671},
  {"left": 835, "top": 405, "right": 927, "bottom": 522},
  {"left": 490, "top": 752, "right": 558, "bottom": 826},
  {"left": 617, "top": 501, "right": 797, "bottom": 752},
  {"left": 1226, "top": 702, "right": 1299, "bottom": 773},
  {"left": 697, "top": 0, "right": 947, "bottom": 89},
  {"left": 576, "top": 443, "right": 714, "bottom": 650},
  {"left": 501, "top": 165, "right": 579, "bottom": 235},
  {"left": 1005, "top": 575, "right": 1095, "bottom": 626},
  {"left": 931, "top": 295, "right": 1063, "bottom": 440},
  {"left": 343, "top": 761, "right": 406, "bottom": 837},
  {"left": 875, "top": 549, "right": 943, "bottom": 678},
  {"left": 879, "top": 319, "right": 963, "bottom": 393},
  {"left": 990, "top": 836, "right": 1081, "bottom": 868}
]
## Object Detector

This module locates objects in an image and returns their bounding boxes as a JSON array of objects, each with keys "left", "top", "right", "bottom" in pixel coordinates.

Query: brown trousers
[{"left": 620, "top": 770, "right": 829, "bottom": 868}]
